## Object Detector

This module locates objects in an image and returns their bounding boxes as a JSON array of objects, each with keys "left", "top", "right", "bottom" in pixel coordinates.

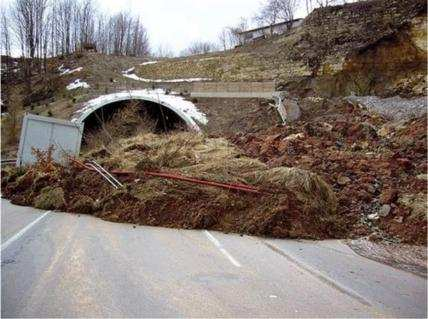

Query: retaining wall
[{"left": 191, "top": 82, "right": 275, "bottom": 98}]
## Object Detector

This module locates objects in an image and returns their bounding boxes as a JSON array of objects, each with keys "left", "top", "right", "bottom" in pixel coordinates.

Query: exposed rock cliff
[{"left": 136, "top": 0, "right": 427, "bottom": 97}]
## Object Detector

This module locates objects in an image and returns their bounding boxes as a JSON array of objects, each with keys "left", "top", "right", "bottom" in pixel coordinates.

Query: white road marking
[
  {"left": 204, "top": 230, "right": 242, "bottom": 267},
  {"left": 204, "top": 230, "right": 221, "bottom": 247},
  {"left": 1, "top": 211, "right": 50, "bottom": 251},
  {"left": 219, "top": 248, "right": 242, "bottom": 268}
]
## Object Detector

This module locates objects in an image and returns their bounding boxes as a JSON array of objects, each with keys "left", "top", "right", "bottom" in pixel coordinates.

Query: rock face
[
  {"left": 137, "top": 0, "right": 426, "bottom": 98},
  {"left": 292, "top": 0, "right": 427, "bottom": 97}
]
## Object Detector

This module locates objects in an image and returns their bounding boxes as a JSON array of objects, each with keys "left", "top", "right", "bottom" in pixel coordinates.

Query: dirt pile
[
  {"left": 231, "top": 98, "right": 427, "bottom": 244},
  {"left": 2, "top": 133, "right": 345, "bottom": 239},
  {"left": 194, "top": 98, "right": 279, "bottom": 135}
]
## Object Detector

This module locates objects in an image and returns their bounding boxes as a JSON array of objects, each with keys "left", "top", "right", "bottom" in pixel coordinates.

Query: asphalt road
[{"left": 1, "top": 199, "right": 427, "bottom": 318}]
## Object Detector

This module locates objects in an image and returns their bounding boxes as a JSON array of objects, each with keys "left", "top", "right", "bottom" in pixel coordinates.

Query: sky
[{"left": 101, "top": 0, "right": 307, "bottom": 55}]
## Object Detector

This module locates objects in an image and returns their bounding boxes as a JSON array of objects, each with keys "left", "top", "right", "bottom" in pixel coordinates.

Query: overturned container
[{"left": 16, "top": 114, "right": 84, "bottom": 166}]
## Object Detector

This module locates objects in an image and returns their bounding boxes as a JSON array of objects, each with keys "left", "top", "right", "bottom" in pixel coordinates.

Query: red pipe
[
  {"left": 69, "top": 157, "right": 263, "bottom": 194},
  {"left": 144, "top": 171, "right": 262, "bottom": 194}
]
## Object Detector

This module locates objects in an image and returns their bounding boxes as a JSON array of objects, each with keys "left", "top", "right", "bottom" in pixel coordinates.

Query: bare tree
[
  {"left": 155, "top": 44, "right": 174, "bottom": 58},
  {"left": 7, "top": 0, "right": 150, "bottom": 61},
  {"left": 218, "top": 28, "right": 229, "bottom": 51},
  {"left": 1, "top": 9, "right": 11, "bottom": 57},
  {"left": 255, "top": 0, "right": 298, "bottom": 34},
  {"left": 10, "top": 0, "right": 48, "bottom": 90},
  {"left": 131, "top": 17, "right": 149, "bottom": 57},
  {"left": 181, "top": 41, "right": 216, "bottom": 56},
  {"left": 95, "top": 12, "right": 108, "bottom": 54},
  {"left": 1, "top": 8, "right": 12, "bottom": 112},
  {"left": 55, "top": 0, "right": 74, "bottom": 55},
  {"left": 255, "top": 0, "right": 280, "bottom": 31},
  {"left": 79, "top": 0, "right": 95, "bottom": 45},
  {"left": 227, "top": 17, "right": 249, "bottom": 46},
  {"left": 218, "top": 23, "right": 247, "bottom": 50},
  {"left": 276, "top": 0, "right": 298, "bottom": 24}
]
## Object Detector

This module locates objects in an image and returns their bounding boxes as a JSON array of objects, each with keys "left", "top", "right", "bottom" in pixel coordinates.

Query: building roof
[{"left": 238, "top": 18, "right": 303, "bottom": 35}]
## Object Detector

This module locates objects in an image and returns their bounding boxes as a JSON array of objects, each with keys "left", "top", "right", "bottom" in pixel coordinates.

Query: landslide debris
[
  {"left": 2, "top": 132, "right": 344, "bottom": 240},
  {"left": 34, "top": 186, "right": 66, "bottom": 210},
  {"left": 231, "top": 97, "right": 427, "bottom": 245}
]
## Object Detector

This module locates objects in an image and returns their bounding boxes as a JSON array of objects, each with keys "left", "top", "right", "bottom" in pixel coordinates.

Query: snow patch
[
  {"left": 122, "top": 67, "right": 135, "bottom": 74},
  {"left": 71, "top": 89, "right": 207, "bottom": 131},
  {"left": 67, "top": 79, "right": 90, "bottom": 90},
  {"left": 140, "top": 61, "right": 158, "bottom": 66},
  {"left": 123, "top": 74, "right": 211, "bottom": 83},
  {"left": 59, "top": 65, "right": 83, "bottom": 76},
  {"left": 197, "top": 57, "right": 217, "bottom": 62}
]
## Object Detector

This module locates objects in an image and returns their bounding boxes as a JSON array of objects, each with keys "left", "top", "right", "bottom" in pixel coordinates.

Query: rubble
[
  {"left": 1, "top": 85, "right": 425, "bottom": 244},
  {"left": 347, "top": 96, "right": 427, "bottom": 121},
  {"left": 1, "top": 131, "right": 345, "bottom": 240},
  {"left": 231, "top": 97, "right": 427, "bottom": 244}
]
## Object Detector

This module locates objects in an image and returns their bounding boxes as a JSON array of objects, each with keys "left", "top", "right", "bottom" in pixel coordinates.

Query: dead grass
[
  {"left": 88, "top": 131, "right": 338, "bottom": 220},
  {"left": 83, "top": 101, "right": 157, "bottom": 152},
  {"left": 3, "top": 129, "right": 343, "bottom": 239}
]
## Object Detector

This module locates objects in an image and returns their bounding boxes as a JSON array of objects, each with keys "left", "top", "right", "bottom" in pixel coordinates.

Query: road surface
[{"left": 1, "top": 199, "right": 427, "bottom": 317}]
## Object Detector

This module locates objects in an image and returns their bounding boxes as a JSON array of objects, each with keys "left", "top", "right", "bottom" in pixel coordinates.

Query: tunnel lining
[
  {"left": 81, "top": 99, "right": 187, "bottom": 138},
  {"left": 71, "top": 91, "right": 205, "bottom": 132}
]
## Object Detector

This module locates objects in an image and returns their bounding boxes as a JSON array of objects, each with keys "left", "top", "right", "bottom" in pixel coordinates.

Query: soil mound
[
  {"left": 231, "top": 98, "right": 427, "bottom": 244},
  {"left": 2, "top": 132, "right": 343, "bottom": 240}
]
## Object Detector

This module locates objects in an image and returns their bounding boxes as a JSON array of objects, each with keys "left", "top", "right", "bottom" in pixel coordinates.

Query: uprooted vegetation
[
  {"left": 2, "top": 133, "right": 345, "bottom": 240},
  {"left": 1, "top": 95, "right": 426, "bottom": 244},
  {"left": 0, "top": 0, "right": 426, "bottom": 245}
]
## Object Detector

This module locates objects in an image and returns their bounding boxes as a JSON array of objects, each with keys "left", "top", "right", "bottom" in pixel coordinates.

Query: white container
[{"left": 17, "top": 114, "right": 84, "bottom": 166}]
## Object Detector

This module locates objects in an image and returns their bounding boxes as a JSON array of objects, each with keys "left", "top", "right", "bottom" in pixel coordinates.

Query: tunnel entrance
[{"left": 81, "top": 99, "right": 187, "bottom": 144}]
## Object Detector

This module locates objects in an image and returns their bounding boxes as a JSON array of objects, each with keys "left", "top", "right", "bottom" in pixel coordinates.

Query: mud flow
[{"left": 2, "top": 97, "right": 426, "bottom": 246}]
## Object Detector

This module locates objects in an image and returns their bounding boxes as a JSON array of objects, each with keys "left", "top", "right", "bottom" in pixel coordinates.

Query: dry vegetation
[{"left": 2, "top": 130, "right": 344, "bottom": 240}]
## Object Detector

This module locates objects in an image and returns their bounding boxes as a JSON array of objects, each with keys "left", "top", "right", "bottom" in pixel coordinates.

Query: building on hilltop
[{"left": 238, "top": 19, "right": 303, "bottom": 45}]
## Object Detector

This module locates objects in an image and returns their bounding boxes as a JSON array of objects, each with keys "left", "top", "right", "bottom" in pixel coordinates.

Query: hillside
[
  {"left": 1, "top": 0, "right": 426, "bottom": 123},
  {"left": 135, "top": 0, "right": 426, "bottom": 97},
  {"left": 1, "top": 0, "right": 426, "bottom": 245}
]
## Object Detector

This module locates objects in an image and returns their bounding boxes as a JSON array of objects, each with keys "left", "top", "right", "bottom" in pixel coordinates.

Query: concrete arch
[{"left": 70, "top": 90, "right": 207, "bottom": 132}]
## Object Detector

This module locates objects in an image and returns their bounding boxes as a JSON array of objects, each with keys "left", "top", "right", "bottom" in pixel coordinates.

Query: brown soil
[
  {"left": 2, "top": 130, "right": 344, "bottom": 240},
  {"left": 230, "top": 98, "right": 427, "bottom": 245},
  {"left": 195, "top": 98, "right": 279, "bottom": 136},
  {"left": 1, "top": 165, "right": 344, "bottom": 240},
  {"left": 2, "top": 97, "right": 426, "bottom": 244}
]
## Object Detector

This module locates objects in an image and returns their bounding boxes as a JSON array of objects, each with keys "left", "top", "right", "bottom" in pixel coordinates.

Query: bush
[
  {"left": 71, "top": 195, "right": 95, "bottom": 214},
  {"left": 34, "top": 186, "right": 65, "bottom": 210}
]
